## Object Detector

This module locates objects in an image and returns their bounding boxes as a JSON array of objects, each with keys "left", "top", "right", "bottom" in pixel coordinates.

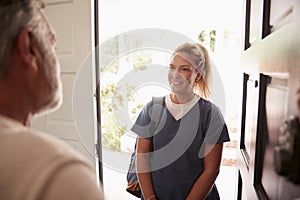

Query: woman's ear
[
  {"left": 195, "top": 71, "right": 202, "bottom": 82},
  {"left": 17, "top": 28, "right": 39, "bottom": 73}
]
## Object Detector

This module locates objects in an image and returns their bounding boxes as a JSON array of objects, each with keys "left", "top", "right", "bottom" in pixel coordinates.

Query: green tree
[
  {"left": 100, "top": 50, "right": 152, "bottom": 151},
  {"left": 198, "top": 30, "right": 217, "bottom": 53}
]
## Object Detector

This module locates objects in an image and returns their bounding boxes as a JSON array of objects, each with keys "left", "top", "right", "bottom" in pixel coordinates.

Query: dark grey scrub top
[{"left": 131, "top": 97, "right": 230, "bottom": 200}]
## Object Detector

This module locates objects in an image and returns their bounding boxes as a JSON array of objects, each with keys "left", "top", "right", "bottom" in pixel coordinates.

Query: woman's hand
[
  {"left": 186, "top": 143, "right": 223, "bottom": 200},
  {"left": 136, "top": 137, "right": 156, "bottom": 200}
]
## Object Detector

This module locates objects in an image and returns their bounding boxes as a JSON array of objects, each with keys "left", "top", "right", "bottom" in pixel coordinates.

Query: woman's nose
[
  {"left": 170, "top": 68, "right": 180, "bottom": 78},
  {"left": 173, "top": 70, "right": 183, "bottom": 79}
]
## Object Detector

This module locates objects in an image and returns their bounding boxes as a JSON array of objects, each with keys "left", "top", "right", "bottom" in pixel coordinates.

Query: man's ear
[{"left": 17, "top": 28, "right": 40, "bottom": 73}]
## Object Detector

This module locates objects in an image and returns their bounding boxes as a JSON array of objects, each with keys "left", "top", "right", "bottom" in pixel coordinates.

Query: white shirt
[{"left": 165, "top": 94, "right": 200, "bottom": 120}]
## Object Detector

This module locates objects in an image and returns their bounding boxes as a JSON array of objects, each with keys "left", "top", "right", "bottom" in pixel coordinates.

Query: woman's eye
[
  {"left": 169, "top": 66, "right": 175, "bottom": 71},
  {"left": 182, "top": 68, "right": 191, "bottom": 71}
]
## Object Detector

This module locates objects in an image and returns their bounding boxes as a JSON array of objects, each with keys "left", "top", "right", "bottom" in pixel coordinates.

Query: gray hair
[{"left": 0, "top": 0, "right": 45, "bottom": 78}]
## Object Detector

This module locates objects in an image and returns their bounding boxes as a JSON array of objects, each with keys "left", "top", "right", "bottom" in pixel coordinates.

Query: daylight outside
[{"left": 98, "top": 0, "right": 243, "bottom": 199}]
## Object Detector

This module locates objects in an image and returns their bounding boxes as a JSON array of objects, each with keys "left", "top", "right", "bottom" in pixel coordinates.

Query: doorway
[{"left": 97, "top": 0, "right": 243, "bottom": 199}]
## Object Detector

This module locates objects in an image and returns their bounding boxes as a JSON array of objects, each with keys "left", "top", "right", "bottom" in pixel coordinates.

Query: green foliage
[
  {"left": 99, "top": 36, "right": 120, "bottom": 74},
  {"left": 125, "top": 50, "right": 152, "bottom": 71},
  {"left": 100, "top": 82, "right": 135, "bottom": 151},
  {"left": 209, "top": 30, "right": 216, "bottom": 52},
  {"left": 198, "top": 30, "right": 206, "bottom": 43},
  {"left": 100, "top": 49, "right": 153, "bottom": 152},
  {"left": 198, "top": 29, "right": 217, "bottom": 53}
]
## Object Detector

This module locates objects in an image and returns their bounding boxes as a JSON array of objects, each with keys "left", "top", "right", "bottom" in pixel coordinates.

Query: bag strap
[
  {"left": 127, "top": 96, "right": 164, "bottom": 177},
  {"left": 149, "top": 96, "right": 165, "bottom": 135}
]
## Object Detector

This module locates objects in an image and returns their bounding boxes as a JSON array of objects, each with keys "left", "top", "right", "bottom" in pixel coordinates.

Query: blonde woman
[{"left": 132, "top": 43, "right": 230, "bottom": 200}]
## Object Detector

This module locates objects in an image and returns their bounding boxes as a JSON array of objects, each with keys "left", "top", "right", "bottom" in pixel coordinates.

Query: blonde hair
[{"left": 174, "top": 43, "right": 211, "bottom": 99}]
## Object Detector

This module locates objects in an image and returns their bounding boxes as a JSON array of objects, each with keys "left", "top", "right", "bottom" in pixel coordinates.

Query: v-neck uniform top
[{"left": 131, "top": 96, "right": 230, "bottom": 200}]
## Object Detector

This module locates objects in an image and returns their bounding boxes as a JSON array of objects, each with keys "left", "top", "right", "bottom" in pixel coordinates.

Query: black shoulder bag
[{"left": 126, "top": 96, "right": 164, "bottom": 198}]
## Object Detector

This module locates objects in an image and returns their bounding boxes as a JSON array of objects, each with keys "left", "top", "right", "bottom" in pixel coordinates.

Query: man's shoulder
[
  {"left": 0, "top": 115, "right": 88, "bottom": 164},
  {"left": 2, "top": 129, "right": 87, "bottom": 168},
  {"left": 24, "top": 128, "right": 88, "bottom": 163},
  {"left": 0, "top": 118, "right": 99, "bottom": 200}
]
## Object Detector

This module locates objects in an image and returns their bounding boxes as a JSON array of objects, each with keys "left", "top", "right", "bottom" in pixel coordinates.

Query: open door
[{"left": 32, "top": 0, "right": 99, "bottom": 178}]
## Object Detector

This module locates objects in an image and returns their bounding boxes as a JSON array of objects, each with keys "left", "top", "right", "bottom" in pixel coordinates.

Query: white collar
[{"left": 165, "top": 94, "right": 200, "bottom": 120}]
